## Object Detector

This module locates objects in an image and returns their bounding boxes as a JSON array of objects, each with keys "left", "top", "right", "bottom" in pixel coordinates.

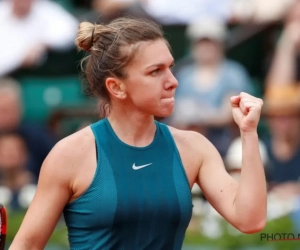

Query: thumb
[{"left": 230, "top": 95, "right": 240, "bottom": 107}]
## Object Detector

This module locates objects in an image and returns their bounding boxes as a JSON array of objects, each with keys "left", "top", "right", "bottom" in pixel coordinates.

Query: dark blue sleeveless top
[{"left": 63, "top": 118, "right": 193, "bottom": 249}]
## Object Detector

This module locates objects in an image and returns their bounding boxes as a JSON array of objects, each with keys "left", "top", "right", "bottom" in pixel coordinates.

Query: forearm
[
  {"left": 234, "top": 131, "right": 267, "bottom": 231},
  {"left": 9, "top": 240, "right": 41, "bottom": 250},
  {"left": 266, "top": 37, "right": 296, "bottom": 86}
]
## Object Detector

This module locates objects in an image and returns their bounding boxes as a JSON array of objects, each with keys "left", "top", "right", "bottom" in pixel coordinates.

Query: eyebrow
[{"left": 145, "top": 60, "right": 175, "bottom": 69}]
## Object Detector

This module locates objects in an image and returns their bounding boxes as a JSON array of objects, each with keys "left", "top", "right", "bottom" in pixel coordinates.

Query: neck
[{"left": 107, "top": 105, "right": 156, "bottom": 147}]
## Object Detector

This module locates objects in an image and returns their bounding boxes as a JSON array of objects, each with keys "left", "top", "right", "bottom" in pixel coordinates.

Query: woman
[{"left": 9, "top": 17, "right": 267, "bottom": 250}]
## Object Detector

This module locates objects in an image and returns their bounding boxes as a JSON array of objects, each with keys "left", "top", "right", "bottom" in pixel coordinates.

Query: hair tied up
[
  {"left": 90, "top": 27, "right": 96, "bottom": 52},
  {"left": 76, "top": 17, "right": 165, "bottom": 118}
]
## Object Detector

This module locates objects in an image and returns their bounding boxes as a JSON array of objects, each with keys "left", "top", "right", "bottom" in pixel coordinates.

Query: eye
[
  {"left": 150, "top": 69, "right": 160, "bottom": 76},
  {"left": 169, "top": 63, "right": 175, "bottom": 72}
]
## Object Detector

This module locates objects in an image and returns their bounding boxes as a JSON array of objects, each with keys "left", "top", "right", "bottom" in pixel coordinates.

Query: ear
[{"left": 105, "top": 77, "right": 127, "bottom": 100}]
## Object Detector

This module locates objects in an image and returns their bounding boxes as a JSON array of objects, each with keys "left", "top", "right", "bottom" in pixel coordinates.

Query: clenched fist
[{"left": 230, "top": 92, "right": 263, "bottom": 133}]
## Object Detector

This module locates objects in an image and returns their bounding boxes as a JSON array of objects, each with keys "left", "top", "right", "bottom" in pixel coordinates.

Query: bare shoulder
[
  {"left": 53, "top": 126, "right": 94, "bottom": 157},
  {"left": 167, "top": 125, "right": 216, "bottom": 170},
  {"left": 40, "top": 126, "right": 95, "bottom": 182},
  {"left": 166, "top": 125, "right": 224, "bottom": 185},
  {"left": 47, "top": 126, "right": 94, "bottom": 163},
  {"left": 167, "top": 125, "right": 210, "bottom": 152}
]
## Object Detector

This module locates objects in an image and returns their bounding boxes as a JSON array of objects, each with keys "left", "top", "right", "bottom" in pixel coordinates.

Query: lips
[
  {"left": 161, "top": 97, "right": 175, "bottom": 103},
  {"left": 162, "top": 90, "right": 175, "bottom": 100}
]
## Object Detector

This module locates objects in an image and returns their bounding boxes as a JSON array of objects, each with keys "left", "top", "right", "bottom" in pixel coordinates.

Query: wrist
[{"left": 240, "top": 130, "right": 259, "bottom": 139}]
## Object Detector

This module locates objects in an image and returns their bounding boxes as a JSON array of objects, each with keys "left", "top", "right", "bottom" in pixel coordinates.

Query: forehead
[{"left": 130, "top": 40, "right": 173, "bottom": 68}]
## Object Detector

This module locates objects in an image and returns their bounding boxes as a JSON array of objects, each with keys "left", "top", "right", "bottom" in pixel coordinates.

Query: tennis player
[{"left": 9, "top": 17, "right": 267, "bottom": 250}]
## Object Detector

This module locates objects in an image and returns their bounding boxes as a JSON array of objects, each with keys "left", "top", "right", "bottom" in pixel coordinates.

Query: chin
[{"left": 154, "top": 108, "right": 174, "bottom": 118}]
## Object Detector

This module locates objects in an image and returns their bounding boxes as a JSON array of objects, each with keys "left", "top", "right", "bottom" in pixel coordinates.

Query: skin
[
  {"left": 11, "top": 0, "right": 35, "bottom": 19},
  {"left": 266, "top": 0, "right": 300, "bottom": 88},
  {"left": 192, "top": 39, "right": 224, "bottom": 66},
  {"left": 0, "top": 91, "right": 22, "bottom": 132},
  {"left": 0, "top": 134, "right": 33, "bottom": 191},
  {"left": 9, "top": 39, "right": 267, "bottom": 250}
]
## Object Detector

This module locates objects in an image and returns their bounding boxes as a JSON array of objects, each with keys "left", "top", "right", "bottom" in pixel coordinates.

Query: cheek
[
  {"left": 133, "top": 93, "right": 160, "bottom": 110},
  {"left": 128, "top": 79, "right": 161, "bottom": 105},
  {"left": 131, "top": 88, "right": 173, "bottom": 115}
]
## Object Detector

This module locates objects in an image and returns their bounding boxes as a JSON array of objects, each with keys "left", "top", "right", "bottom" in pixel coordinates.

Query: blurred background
[{"left": 1, "top": 0, "right": 300, "bottom": 249}]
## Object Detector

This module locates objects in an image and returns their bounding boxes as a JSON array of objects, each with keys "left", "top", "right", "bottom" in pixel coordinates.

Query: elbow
[{"left": 237, "top": 218, "right": 267, "bottom": 234}]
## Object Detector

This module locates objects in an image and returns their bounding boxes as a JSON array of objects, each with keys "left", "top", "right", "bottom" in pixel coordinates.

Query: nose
[{"left": 165, "top": 69, "right": 178, "bottom": 91}]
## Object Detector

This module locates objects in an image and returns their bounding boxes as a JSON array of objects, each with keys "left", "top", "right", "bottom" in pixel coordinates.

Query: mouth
[{"left": 161, "top": 97, "right": 175, "bottom": 103}]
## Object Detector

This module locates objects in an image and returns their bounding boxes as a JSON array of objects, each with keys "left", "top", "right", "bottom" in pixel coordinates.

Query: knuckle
[{"left": 255, "top": 97, "right": 263, "bottom": 103}]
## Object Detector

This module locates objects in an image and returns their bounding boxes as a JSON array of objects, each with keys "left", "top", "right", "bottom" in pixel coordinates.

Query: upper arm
[
  {"left": 168, "top": 127, "right": 240, "bottom": 226},
  {"left": 196, "top": 135, "right": 240, "bottom": 226},
  {"left": 10, "top": 139, "right": 74, "bottom": 250}
]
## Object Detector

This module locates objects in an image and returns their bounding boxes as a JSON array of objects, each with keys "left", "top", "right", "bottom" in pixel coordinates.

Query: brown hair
[{"left": 76, "top": 17, "right": 167, "bottom": 118}]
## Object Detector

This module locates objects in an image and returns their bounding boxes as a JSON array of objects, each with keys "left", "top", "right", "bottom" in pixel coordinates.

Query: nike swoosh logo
[{"left": 132, "top": 163, "right": 152, "bottom": 170}]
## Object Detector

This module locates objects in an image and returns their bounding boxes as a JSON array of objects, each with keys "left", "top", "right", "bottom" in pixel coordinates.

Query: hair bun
[{"left": 76, "top": 22, "right": 95, "bottom": 52}]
